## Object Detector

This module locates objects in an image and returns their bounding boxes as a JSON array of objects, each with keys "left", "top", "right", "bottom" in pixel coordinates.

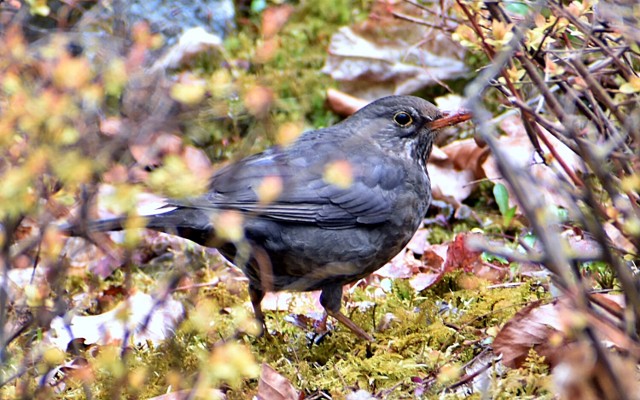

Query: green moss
[
  {"left": 492, "top": 350, "right": 553, "bottom": 398},
  {"left": 0, "top": 266, "right": 552, "bottom": 399},
  {"left": 185, "top": 1, "right": 377, "bottom": 163}
]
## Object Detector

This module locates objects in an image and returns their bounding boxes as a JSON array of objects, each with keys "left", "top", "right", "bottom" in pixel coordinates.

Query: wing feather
[{"left": 171, "top": 139, "right": 406, "bottom": 229}]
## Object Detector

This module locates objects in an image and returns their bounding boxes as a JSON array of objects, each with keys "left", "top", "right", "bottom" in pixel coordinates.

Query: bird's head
[{"left": 348, "top": 95, "right": 471, "bottom": 169}]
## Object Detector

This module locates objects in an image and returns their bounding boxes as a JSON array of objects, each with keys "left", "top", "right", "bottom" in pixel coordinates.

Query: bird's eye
[{"left": 393, "top": 111, "right": 413, "bottom": 127}]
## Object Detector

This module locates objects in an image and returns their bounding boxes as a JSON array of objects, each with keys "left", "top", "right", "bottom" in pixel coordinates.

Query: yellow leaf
[
  {"left": 43, "top": 348, "right": 65, "bottom": 366},
  {"left": 209, "top": 69, "right": 233, "bottom": 98},
  {"left": 492, "top": 20, "right": 514, "bottom": 42},
  {"left": 276, "top": 122, "right": 303, "bottom": 146},
  {"left": 27, "top": 0, "right": 50, "bottom": 16},
  {"left": 506, "top": 65, "right": 526, "bottom": 82},
  {"left": 621, "top": 174, "right": 640, "bottom": 192},
  {"left": 256, "top": 175, "right": 283, "bottom": 204},
  {"left": 437, "top": 363, "right": 461, "bottom": 384},
  {"left": 243, "top": 86, "right": 274, "bottom": 117},
  {"left": 545, "top": 56, "right": 564, "bottom": 77},
  {"left": 170, "top": 82, "right": 206, "bottom": 104},
  {"left": 620, "top": 76, "right": 640, "bottom": 94},
  {"left": 213, "top": 210, "right": 245, "bottom": 242},
  {"left": 208, "top": 342, "right": 259, "bottom": 385},
  {"left": 104, "top": 59, "right": 127, "bottom": 96},
  {"left": 53, "top": 57, "right": 92, "bottom": 90},
  {"left": 128, "top": 367, "right": 148, "bottom": 389},
  {"left": 148, "top": 155, "right": 207, "bottom": 197},
  {"left": 323, "top": 160, "right": 353, "bottom": 189}
]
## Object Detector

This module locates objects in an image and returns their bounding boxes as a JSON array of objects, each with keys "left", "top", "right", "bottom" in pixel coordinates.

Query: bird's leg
[
  {"left": 248, "top": 283, "right": 266, "bottom": 335},
  {"left": 313, "top": 312, "right": 329, "bottom": 335},
  {"left": 320, "top": 284, "right": 374, "bottom": 342}
]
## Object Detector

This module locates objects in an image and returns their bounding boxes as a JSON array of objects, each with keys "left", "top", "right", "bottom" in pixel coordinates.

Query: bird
[{"left": 66, "top": 95, "right": 471, "bottom": 341}]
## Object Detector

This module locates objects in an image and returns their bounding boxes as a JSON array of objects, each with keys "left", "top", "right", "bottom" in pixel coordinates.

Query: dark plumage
[{"left": 69, "top": 95, "right": 471, "bottom": 341}]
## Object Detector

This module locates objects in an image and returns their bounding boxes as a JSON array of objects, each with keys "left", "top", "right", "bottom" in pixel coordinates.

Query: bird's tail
[
  {"left": 60, "top": 216, "right": 135, "bottom": 236},
  {"left": 61, "top": 208, "right": 215, "bottom": 246}
]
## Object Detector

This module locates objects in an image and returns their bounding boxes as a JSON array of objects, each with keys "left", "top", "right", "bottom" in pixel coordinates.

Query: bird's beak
[{"left": 427, "top": 109, "right": 472, "bottom": 130}]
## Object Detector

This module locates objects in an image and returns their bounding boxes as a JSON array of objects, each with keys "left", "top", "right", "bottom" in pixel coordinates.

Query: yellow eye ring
[{"left": 393, "top": 111, "right": 413, "bottom": 127}]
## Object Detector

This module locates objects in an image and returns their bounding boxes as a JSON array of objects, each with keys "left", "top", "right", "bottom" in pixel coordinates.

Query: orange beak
[{"left": 428, "top": 109, "right": 472, "bottom": 130}]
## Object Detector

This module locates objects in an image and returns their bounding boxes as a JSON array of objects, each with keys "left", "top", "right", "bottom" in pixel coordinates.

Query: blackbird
[{"left": 69, "top": 96, "right": 471, "bottom": 341}]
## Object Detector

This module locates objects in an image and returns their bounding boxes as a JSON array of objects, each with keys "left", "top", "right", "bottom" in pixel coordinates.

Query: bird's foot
[
  {"left": 327, "top": 310, "right": 374, "bottom": 342},
  {"left": 313, "top": 313, "right": 329, "bottom": 334}
]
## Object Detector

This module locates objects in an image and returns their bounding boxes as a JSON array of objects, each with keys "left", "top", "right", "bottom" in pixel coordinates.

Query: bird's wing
[{"left": 175, "top": 146, "right": 406, "bottom": 229}]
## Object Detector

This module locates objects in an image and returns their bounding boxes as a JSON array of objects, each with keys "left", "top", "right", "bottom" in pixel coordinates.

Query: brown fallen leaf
[
  {"left": 428, "top": 161, "right": 475, "bottom": 204},
  {"left": 494, "top": 295, "right": 640, "bottom": 369},
  {"left": 493, "top": 300, "right": 562, "bottom": 368},
  {"left": 553, "top": 341, "right": 640, "bottom": 400},
  {"left": 130, "top": 133, "right": 183, "bottom": 167},
  {"left": 441, "top": 138, "right": 490, "bottom": 180},
  {"left": 260, "top": 290, "right": 323, "bottom": 315},
  {"left": 244, "top": 85, "right": 275, "bottom": 118},
  {"left": 183, "top": 145, "right": 213, "bottom": 180},
  {"left": 45, "top": 292, "right": 184, "bottom": 350},
  {"left": 604, "top": 222, "right": 637, "bottom": 254},
  {"left": 409, "top": 272, "right": 444, "bottom": 292},
  {"left": 444, "top": 233, "right": 483, "bottom": 273},
  {"left": 409, "top": 243, "right": 449, "bottom": 291},
  {"left": 428, "top": 140, "right": 483, "bottom": 204},
  {"left": 322, "top": 1, "right": 466, "bottom": 99},
  {"left": 147, "top": 389, "right": 224, "bottom": 400},
  {"left": 262, "top": 5, "right": 295, "bottom": 38},
  {"left": 482, "top": 114, "right": 583, "bottom": 211},
  {"left": 257, "top": 363, "right": 300, "bottom": 400},
  {"left": 326, "top": 88, "right": 368, "bottom": 116}
]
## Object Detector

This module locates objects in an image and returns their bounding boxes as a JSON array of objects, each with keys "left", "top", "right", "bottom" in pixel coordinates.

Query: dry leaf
[
  {"left": 441, "top": 138, "right": 490, "bottom": 180},
  {"left": 493, "top": 300, "right": 563, "bottom": 368},
  {"left": 482, "top": 114, "right": 583, "bottom": 210},
  {"left": 409, "top": 272, "right": 443, "bottom": 292},
  {"left": 326, "top": 88, "right": 368, "bottom": 116},
  {"left": 375, "top": 249, "right": 420, "bottom": 279},
  {"left": 554, "top": 341, "right": 640, "bottom": 400},
  {"left": 244, "top": 86, "right": 275, "bottom": 118},
  {"left": 147, "top": 389, "right": 224, "bottom": 400},
  {"left": 260, "top": 291, "right": 323, "bottom": 315},
  {"left": 494, "top": 295, "right": 640, "bottom": 369},
  {"left": 130, "top": 133, "right": 183, "bottom": 167},
  {"left": 604, "top": 222, "right": 637, "bottom": 253},
  {"left": 183, "top": 145, "right": 213, "bottom": 180},
  {"left": 45, "top": 292, "right": 184, "bottom": 350},
  {"left": 444, "top": 233, "right": 483, "bottom": 273},
  {"left": 322, "top": 1, "right": 466, "bottom": 99},
  {"left": 262, "top": 5, "right": 295, "bottom": 38},
  {"left": 257, "top": 364, "right": 300, "bottom": 400},
  {"left": 428, "top": 139, "right": 486, "bottom": 204},
  {"left": 152, "top": 27, "right": 223, "bottom": 71}
]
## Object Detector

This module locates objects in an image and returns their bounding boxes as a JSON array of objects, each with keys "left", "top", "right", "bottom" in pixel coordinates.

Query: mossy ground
[
  {"left": 184, "top": 0, "right": 376, "bottom": 163},
  {"left": 0, "top": 1, "right": 562, "bottom": 399},
  {"left": 30, "top": 243, "right": 549, "bottom": 399}
]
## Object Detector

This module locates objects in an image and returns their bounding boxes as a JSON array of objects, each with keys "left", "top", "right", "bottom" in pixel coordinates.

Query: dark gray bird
[{"left": 68, "top": 96, "right": 471, "bottom": 341}]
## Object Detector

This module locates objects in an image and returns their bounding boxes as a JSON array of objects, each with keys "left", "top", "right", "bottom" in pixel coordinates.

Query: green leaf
[
  {"left": 493, "top": 183, "right": 510, "bottom": 216},
  {"left": 481, "top": 252, "right": 509, "bottom": 265},
  {"left": 521, "top": 233, "right": 537, "bottom": 249},
  {"left": 251, "top": 0, "right": 267, "bottom": 13},
  {"left": 505, "top": 2, "right": 530, "bottom": 16},
  {"left": 549, "top": 206, "right": 569, "bottom": 222},
  {"left": 504, "top": 206, "right": 517, "bottom": 226}
]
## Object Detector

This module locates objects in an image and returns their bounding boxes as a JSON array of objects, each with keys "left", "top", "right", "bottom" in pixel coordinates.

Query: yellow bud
[
  {"left": 323, "top": 160, "right": 353, "bottom": 189},
  {"left": 256, "top": 175, "right": 283, "bottom": 204},
  {"left": 213, "top": 210, "right": 244, "bottom": 242}
]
